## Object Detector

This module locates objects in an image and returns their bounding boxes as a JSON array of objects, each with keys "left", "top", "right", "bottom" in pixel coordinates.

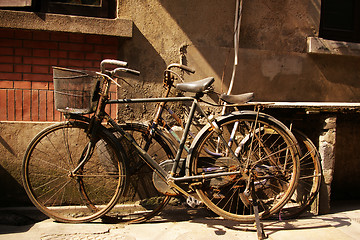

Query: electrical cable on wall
[{"left": 221, "top": 0, "right": 243, "bottom": 114}]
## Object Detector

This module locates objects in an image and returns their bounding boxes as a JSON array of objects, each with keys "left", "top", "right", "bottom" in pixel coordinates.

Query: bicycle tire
[
  {"left": 277, "top": 129, "right": 322, "bottom": 219},
  {"left": 103, "top": 122, "right": 175, "bottom": 223},
  {"left": 22, "top": 120, "right": 127, "bottom": 223},
  {"left": 188, "top": 111, "right": 300, "bottom": 222}
]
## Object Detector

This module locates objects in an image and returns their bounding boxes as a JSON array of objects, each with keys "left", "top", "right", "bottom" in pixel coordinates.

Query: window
[
  {"left": 319, "top": 0, "right": 360, "bottom": 43},
  {"left": 0, "top": 0, "right": 116, "bottom": 19},
  {"left": 40, "top": 0, "right": 116, "bottom": 19}
]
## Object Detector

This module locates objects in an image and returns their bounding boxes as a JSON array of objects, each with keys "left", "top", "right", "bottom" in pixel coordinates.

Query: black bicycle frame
[{"left": 105, "top": 96, "right": 240, "bottom": 193}]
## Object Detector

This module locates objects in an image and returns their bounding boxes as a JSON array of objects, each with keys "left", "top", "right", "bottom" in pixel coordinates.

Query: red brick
[
  {"left": 0, "top": 73, "right": 22, "bottom": 81},
  {"left": 23, "top": 40, "right": 58, "bottom": 50},
  {"left": 22, "top": 89, "right": 31, "bottom": 121},
  {"left": 32, "top": 81, "right": 49, "bottom": 90},
  {"left": 33, "top": 31, "right": 50, "bottom": 41},
  {"left": 0, "top": 64, "right": 13, "bottom": 72},
  {"left": 14, "top": 81, "right": 31, "bottom": 89},
  {"left": 15, "top": 89, "right": 23, "bottom": 120},
  {"left": 103, "top": 36, "right": 119, "bottom": 46},
  {"left": 59, "top": 42, "right": 93, "bottom": 52},
  {"left": 7, "top": 89, "right": 15, "bottom": 121},
  {"left": 69, "top": 51, "right": 85, "bottom": 60},
  {"left": 0, "top": 29, "right": 15, "bottom": 38},
  {"left": 23, "top": 73, "right": 52, "bottom": 82},
  {"left": 69, "top": 34, "right": 85, "bottom": 43},
  {"left": 31, "top": 82, "right": 49, "bottom": 90},
  {"left": 15, "top": 48, "right": 32, "bottom": 56},
  {"left": 50, "top": 50, "right": 67, "bottom": 59},
  {"left": 54, "top": 111, "right": 62, "bottom": 121},
  {"left": 32, "top": 65, "right": 50, "bottom": 74},
  {"left": 85, "top": 35, "right": 103, "bottom": 44},
  {"left": 33, "top": 49, "right": 50, "bottom": 58},
  {"left": 14, "top": 30, "right": 33, "bottom": 40},
  {"left": 50, "top": 32, "right": 69, "bottom": 42},
  {"left": 85, "top": 52, "right": 101, "bottom": 60},
  {"left": 48, "top": 81, "right": 54, "bottom": 90},
  {"left": 102, "top": 53, "right": 118, "bottom": 60},
  {"left": 31, "top": 90, "right": 39, "bottom": 121},
  {"left": 0, "top": 89, "right": 7, "bottom": 120},
  {"left": 0, "top": 80, "right": 13, "bottom": 88},
  {"left": 38, "top": 91, "right": 47, "bottom": 121},
  {"left": 94, "top": 44, "right": 118, "bottom": 53},
  {"left": 47, "top": 91, "right": 55, "bottom": 121},
  {"left": 23, "top": 57, "right": 57, "bottom": 66},
  {"left": 58, "top": 59, "right": 93, "bottom": 68},
  {"left": 0, "top": 56, "right": 22, "bottom": 64},
  {"left": 14, "top": 64, "right": 32, "bottom": 73},
  {"left": 0, "top": 47, "right": 14, "bottom": 55},
  {"left": 0, "top": 39, "right": 22, "bottom": 48}
]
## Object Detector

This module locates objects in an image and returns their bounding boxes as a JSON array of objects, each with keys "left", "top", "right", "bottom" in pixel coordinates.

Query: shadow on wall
[
  {"left": 332, "top": 114, "right": 360, "bottom": 200},
  {"left": 118, "top": 25, "right": 168, "bottom": 121},
  {"left": 120, "top": 25, "right": 167, "bottom": 83},
  {"left": 0, "top": 164, "right": 31, "bottom": 207},
  {"left": 158, "top": 0, "right": 235, "bottom": 89},
  {"left": 309, "top": 54, "right": 360, "bottom": 102}
]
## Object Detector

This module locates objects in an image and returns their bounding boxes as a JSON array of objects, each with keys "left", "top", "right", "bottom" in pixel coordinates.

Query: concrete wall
[
  {"left": 1, "top": 0, "right": 360, "bottom": 208},
  {"left": 115, "top": 0, "right": 360, "bottom": 208},
  {"left": 0, "top": 122, "right": 53, "bottom": 207},
  {"left": 117, "top": 0, "right": 360, "bottom": 102}
]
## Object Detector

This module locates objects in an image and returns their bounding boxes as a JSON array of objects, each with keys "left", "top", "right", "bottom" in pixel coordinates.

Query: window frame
[
  {"left": 0, "top": 0, "right": 116, "bottom": 19},
  {"left": 0, "top": 0, "right": 32, "bottom": 7},
  {"left": 40, "top": 0, "right": 116, "bottom": 19},
  {"left": 319, "top": 0, "right": 360, "bottom": 43}
]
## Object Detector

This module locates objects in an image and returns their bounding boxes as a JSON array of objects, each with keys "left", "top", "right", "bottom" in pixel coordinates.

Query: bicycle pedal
[{"left": 186, "top": 196, "right": 201, "bottom": 208}]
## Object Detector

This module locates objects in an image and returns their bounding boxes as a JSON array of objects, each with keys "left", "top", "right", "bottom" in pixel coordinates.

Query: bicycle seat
[
  {"left": 220, "top": 93, "right": 254, "bottom": 104},
  {"left": 175, "top": 77, "right": 214, "bottom": 93}
]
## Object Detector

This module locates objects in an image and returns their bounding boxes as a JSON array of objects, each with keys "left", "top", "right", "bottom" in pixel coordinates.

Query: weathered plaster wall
[
  {"left": 0, "top": 122, "right": 54, "bottom": 206},
  {"left": 116, "top": 0, "right": 360, "bottom": 208},
  {"left": 118, "top": 0, "right": 360, "bottom": 102}
]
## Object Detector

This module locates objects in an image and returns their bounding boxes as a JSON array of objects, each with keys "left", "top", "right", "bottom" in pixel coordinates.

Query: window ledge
[
  {"left": 0, "top": 10, "right": 132, "bottom": 37},
  {"left": 307, "top": 37, "right": 360, "bottom": 57}
]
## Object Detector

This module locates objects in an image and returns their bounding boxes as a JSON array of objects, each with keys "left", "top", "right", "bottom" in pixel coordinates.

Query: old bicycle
[
  {"left": 22, "top": 59, "right": 300, "bottom": 223},
  {"left": 132, "top": 64, "right": 321, "bottom": 220}
]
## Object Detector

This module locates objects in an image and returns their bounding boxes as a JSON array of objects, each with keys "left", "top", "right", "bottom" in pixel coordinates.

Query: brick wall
[{"left": 0, "top": 28, "right": 119, "bottom": 121}]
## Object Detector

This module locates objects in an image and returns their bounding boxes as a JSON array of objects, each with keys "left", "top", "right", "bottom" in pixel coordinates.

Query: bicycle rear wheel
[
  {"left": 189, "top": 111, "right": 300, "bottom": 222},
  {"left": 277, "top": 130, "right": 322, "bottom": 219},
  {"left": 104, "top": 122, "right": 175, "bottom": 223},
  {"left": 22, "top": 120, "right": 127, "bottom": 223}
]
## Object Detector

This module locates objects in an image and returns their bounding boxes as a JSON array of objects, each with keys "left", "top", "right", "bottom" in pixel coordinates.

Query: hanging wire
[{"left": 221, "top": 0, "right": 243, "bottom": 114}]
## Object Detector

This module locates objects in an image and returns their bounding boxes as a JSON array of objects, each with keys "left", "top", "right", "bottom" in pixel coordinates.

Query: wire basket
[{"left": 53, "top": 67, "right": 101, "bottom": 114}]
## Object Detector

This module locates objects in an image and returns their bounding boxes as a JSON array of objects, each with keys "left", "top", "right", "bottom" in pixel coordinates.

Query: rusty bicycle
[{"left": 22, "top": 59, "right": 300, "bottom": 223}]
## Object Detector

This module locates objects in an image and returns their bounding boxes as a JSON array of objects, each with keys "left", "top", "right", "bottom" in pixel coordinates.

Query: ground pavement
[{"left": 0, "top": 201, "right": 359, "bottom": 240}]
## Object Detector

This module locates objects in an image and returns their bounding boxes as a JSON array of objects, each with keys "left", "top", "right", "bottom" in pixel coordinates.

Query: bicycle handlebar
[
  {"left": 113, "top": 67, "right": 140, "bottom": 76},
  {"left": 167, "top": 63, "right": 195, "bottom": 74},
  {"left": 100, "top": 59, "right": 128, "bottom": 73}
]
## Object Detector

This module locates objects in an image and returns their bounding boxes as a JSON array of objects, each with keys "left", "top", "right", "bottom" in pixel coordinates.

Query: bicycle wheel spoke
[
  {"left": 277, "top": 130, "right": 321, "bottom": 219},
  {"left": 22, "top": 121, "right": 126, "bottom": 223},
  {"left": 191, "top": 113, "right": 299, "bottom": 222}
]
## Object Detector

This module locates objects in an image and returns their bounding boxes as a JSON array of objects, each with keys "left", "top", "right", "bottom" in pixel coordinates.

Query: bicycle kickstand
[{"left": 250, "top": 181, "right": 267, "bottom": 240}]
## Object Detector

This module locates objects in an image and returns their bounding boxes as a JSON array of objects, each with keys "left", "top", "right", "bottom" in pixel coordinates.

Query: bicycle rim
[
  {"left": 22, "top": 121, "right": 126, "bottom": 223},
  {"left": 190, "top": 112, "right": 300, "bottom": 222},
  {"left": 104, "top": 123, "right": 174, "bottom": 223},
  {"left": 277, "top": 129, "right": 322, "bottom": 219}
]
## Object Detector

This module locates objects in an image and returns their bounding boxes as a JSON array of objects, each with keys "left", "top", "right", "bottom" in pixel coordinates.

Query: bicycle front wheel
[
  {"left": 189, "top": 111, "right": 300, "bottom": 222},
  {"left": 22, "top": 120, "right": 127, "bottom": 223}
]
